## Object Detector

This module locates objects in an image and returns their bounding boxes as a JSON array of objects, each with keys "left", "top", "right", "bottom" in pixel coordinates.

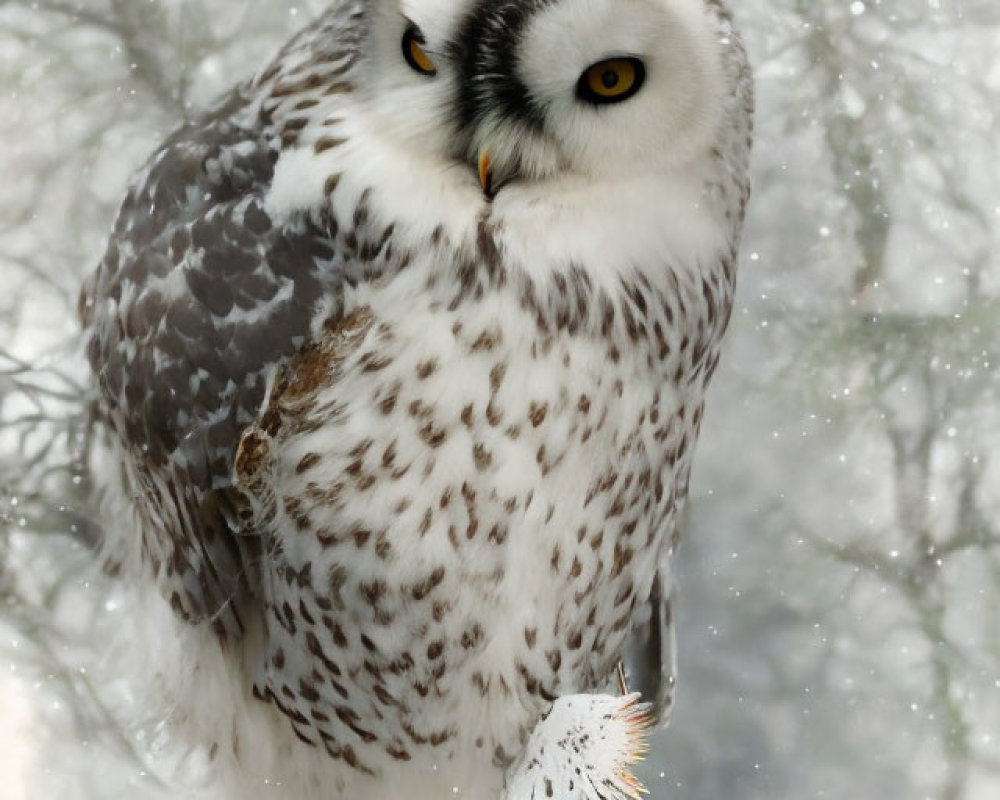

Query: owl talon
[{"left": 616, "top": 660, "right": 630, "bottom": 696}]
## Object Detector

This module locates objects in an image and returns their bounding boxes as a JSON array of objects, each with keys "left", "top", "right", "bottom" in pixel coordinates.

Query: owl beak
[{"left": 478, "top": 148, "right": 494, "bottom": 198}]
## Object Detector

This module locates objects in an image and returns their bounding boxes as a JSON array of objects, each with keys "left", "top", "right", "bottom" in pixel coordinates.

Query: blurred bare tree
[
  {"left": 649, "top": 2, "right": 1000, "bottom": 799},
  {"left": 1, "top": 1, "right": 998, "bottom": 798}
]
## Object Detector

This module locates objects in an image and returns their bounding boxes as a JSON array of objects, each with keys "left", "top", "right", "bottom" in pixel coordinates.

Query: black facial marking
[{"left": 448, "top": 0, "right": 554, "bottom": 137}]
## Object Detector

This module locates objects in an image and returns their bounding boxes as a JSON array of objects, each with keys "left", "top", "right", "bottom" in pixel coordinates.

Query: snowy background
[{"left": 1, "top": 1, "right": 998, "bottom": 798}]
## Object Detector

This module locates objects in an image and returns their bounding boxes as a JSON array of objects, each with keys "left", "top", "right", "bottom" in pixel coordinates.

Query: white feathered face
[{"left": 362, "top": 0, "right": 725, "bottom": 196}]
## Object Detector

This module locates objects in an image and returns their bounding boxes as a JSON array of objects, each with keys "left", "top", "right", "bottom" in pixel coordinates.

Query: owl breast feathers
[{"left": 79, "top": 0, "right": 752, "bottom": 795}]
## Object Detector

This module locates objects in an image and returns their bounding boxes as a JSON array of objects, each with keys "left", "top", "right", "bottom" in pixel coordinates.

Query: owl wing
[
  {"left": 620, "top": 559, "right": 677, "bottom": 727},
  {"left": 79, "top": 5, "right": 364, "bottom": 637}
]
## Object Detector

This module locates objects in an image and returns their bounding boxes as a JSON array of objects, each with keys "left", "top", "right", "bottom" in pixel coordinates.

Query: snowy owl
[{"left": 79, "top": 0, "right": 752, "bottom": 797}]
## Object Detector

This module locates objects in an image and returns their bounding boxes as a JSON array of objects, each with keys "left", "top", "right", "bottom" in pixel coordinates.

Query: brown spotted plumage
[{"left": 80, "top": 0, "right": 752, "bottom": 797}]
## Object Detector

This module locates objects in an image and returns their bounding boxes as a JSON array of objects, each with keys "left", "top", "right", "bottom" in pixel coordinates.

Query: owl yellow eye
[
  {"left": 577, "top": 57, "right": 646, "bottom": 105},
  {"left": 402, "top": 26, "right": 437, "bottom": 76}
]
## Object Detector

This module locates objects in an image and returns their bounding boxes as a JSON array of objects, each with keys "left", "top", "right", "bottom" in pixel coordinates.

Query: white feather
[{"left": 503, "top": 693, "right": 653, "bottom": 800}]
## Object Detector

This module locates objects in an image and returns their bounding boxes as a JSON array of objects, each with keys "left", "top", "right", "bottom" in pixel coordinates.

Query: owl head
[{"left": 361, "top": 0, "right": 727, "bottom": 196}]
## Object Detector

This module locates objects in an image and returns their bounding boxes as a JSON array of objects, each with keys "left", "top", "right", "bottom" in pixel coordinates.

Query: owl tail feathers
[{"left": 501, "top": 693, "right": 653, "bottom": 800}]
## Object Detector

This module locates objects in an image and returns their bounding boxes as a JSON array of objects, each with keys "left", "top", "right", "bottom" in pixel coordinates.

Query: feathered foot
[{"left": 502, "top": 693, "right": 653, "bottom": 800}]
